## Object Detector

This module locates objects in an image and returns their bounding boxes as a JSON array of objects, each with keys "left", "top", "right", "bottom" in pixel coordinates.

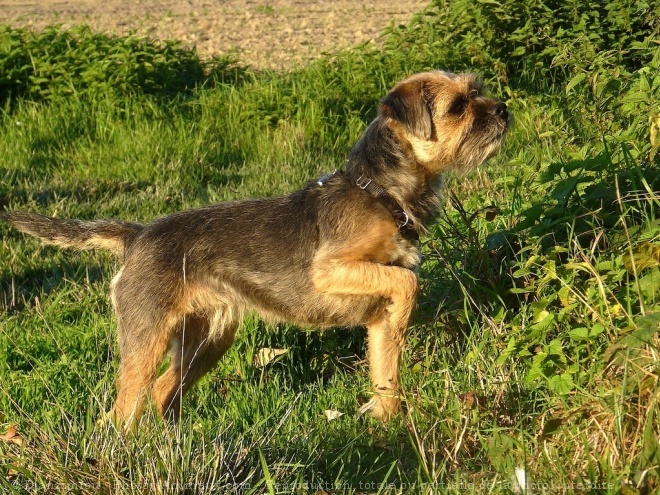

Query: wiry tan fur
[{"left": 1, "top": 70, "right": 509, "bottom": 428}]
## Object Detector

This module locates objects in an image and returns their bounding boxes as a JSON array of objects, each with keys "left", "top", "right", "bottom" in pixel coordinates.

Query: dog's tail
[{"left": 1, "top": 211, "right": 144, "bottom": 255}]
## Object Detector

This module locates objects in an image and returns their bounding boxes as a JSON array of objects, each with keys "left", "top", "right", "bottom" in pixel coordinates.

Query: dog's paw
[
  {"left": 399, "top": 246, "right": 422, "bottom": 271},
  {"left": 357, "top": 396, "right": 401, "bottom": 422}
]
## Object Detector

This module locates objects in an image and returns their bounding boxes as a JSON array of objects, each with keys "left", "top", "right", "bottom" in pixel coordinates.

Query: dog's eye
[
  {"left": 448, "top": 96, "right": 467, "bottom": 116},
  {"left": 469, "top": 88, "right": 479, "bottom": 98}
]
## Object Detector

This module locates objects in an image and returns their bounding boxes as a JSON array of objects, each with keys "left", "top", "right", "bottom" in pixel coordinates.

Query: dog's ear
[{"left": 379, "top": 80, "right": 433, "bottom": 140}]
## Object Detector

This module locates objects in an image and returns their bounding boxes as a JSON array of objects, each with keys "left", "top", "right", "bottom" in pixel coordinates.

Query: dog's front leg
[
  {"left": 363, "top": 278, "right": 418, "bottom": 420},
  {"left": 312, "top": 253, "right": 418, "bottom": 421}
]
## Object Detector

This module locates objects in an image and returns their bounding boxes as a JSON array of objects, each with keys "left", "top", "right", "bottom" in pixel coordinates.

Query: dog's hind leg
[
  {"left": 108, "top": 269, "right": 181, "bottom": 428},
  {"left": 153, "top": 310, "right": 238, "bottom": 420},
  {"left": 111, "top": 316, "right": 176, "bottom": 428}
]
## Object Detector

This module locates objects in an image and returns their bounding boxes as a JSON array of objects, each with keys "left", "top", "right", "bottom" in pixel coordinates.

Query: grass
[{"left": 0, "top": 0, "right": 659, "bottom": 493}]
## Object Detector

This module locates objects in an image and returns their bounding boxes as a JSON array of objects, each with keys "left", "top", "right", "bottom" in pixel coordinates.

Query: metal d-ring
[
  {"left": 399, "top": 211, "right": 410, "bottom": 228},
  {"left": 356, "top": 175, "right": 372, "bottom": 190}
]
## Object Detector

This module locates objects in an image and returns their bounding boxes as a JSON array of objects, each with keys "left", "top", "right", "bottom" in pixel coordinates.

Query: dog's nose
[{"left": 493, "top": 102, "right": 508, "bottom": 120}]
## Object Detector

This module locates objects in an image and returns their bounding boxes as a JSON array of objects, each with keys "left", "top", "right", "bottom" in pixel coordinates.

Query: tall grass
[{"left": 1, "top": 1, "right": 659, "bottom": 493}]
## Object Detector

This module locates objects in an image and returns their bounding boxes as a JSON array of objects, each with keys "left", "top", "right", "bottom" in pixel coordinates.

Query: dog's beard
[{"left": 454, "top": 117, "right": 509, "bottom": 172}]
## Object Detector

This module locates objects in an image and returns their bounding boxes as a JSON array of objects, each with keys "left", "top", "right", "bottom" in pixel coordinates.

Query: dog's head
[{"left": 379, "top": 70, "right": 510, "bottom": 174}]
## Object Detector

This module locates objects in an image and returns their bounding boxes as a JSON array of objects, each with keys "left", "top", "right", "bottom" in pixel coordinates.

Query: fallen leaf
[
  {"left": 254, "top": 348, "right": 288, "bottom": 367},
  {"left": 458, "top": 391, "right": 478, "bottom": 409},
  {"left": 541, "top": 417, "right": 564, "bottom": 439},
  {"left": 324, "top": 409, "right": 344, "bottom": 421},
  {"left": 0, "top": 425, "right": 24, "bottom": 446}
]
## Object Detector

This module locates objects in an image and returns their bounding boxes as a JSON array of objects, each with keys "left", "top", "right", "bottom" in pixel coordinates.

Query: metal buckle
[{"left": 356, "top": 175, "right": 372, "bottom": 190}]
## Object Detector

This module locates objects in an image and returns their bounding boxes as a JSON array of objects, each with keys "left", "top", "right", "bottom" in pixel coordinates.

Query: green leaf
[
  {"left": 550, "top": 176, "right": 586, "bottom": 204},
  {"left": 497, "top": 336, "right": 517, "bottom": 365},
  {"left": 526, "top": 352, "right": 548, "bottom": 383},
  {"left": 638, "top": 269, "right": 660, "bottom": 302},
  {"left": 548, "top": 372, "right": 575, "bottom": 395},
  {"left": 566, "top": 72, "right": 587, "bottom": 94},
  {"left": 258, "top": 448, "right": 276, "bottom": 495},
  {"left": 486, "top": 432, "right": 519, "bottom": 470},
  {"left": 641, "top": 405, "right": 660, "bottom": 466},
  {"left": 568, "top": 327, "right": 590, "bottom": 341},
  {"left": 546, "top": 338, "right": 566, "bottom": 362}
]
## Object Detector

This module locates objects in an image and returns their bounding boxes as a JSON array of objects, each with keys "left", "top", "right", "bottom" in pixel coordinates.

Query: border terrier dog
[{"left": 2, "top": 71, "right": 509, "bottom": 426}]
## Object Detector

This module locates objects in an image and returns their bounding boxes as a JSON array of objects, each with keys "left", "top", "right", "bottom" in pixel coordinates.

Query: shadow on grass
[{"left": 0, "top": 251, "right": 108, "bottom": 313}]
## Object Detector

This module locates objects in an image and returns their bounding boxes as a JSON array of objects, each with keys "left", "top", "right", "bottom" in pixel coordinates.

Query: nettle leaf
[
  {"left": 539, "top": 162, "right": 566, "bottom": 184},
  {"left": 541, "top": 417, "right": 564, "bottom": 438},
  {"left": 583, "top": 181, "right": 617, "bottom": 203},
  {"left": 634, "top": 312, "right": 660, "bottom": 335},
  {"left": 486, "top": 432, "right": 520, "bottom": 470},
  {"left": 566, "top": 72, "right": 587, "bottom": 94},
  {"left": 545, "top": 338, "right": 566, "bottom": 362},
  {"left": 526, "top": 352, "right": 548, "bottom": 384},
  {"left": 548, "top": 372, "right": 575, "bottom": 395},
  {"left": 526, "top": 366, "right": 543, "bottom": 384},
  {"left": 519, "top": 203, "right": 546, "bottom": 228},
  {"left": 530, "top": 300, "right": 550, "bottom": 319},
  {"left": 592, "top": 323, "right": 606, "bottom": 337},
  {"left": 513, "top": 255, "right": 541, "bottom": 278},
  {"left": 558, "top": 285, "right": 573, "bottom": 307},
  {"left": 497, "top": 336, "right": 518, "bottom": 365},
  {"left": 528, "top": 312, "right": 557, "bottom": 338},
  {"left": 509, "top": 287, "right": 536, "bottom": 294},
  {"left": 538, "top": 260, "right": 558, "bottom": 291},
  {"left": 596, "top": 260, "right": 617, "bottom": 272},
  {"left": 486, "top": 231, "right": 510, "bottom": 250},
  {"left": 568, "top": 324, "right": 604, "bottom": 342},
  {"left": 568, "top": 327, "right": 590, "bottom": 341},
  {"left": 605, "top": 313, "right": 660, "bottom": 364},
  {"left": 621, "top": 90, "right": 651, "bottom": 104},
  {"left": 638, "top": 269, "right": 660, "bottom": 302},
  {"left": 550, "top": 176, "right": 589, "bottom": 204}
]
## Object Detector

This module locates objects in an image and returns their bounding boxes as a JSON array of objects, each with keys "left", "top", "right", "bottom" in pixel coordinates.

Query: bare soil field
[{"left": 0, "top": 0, "right": 429, "bottom": 70}]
